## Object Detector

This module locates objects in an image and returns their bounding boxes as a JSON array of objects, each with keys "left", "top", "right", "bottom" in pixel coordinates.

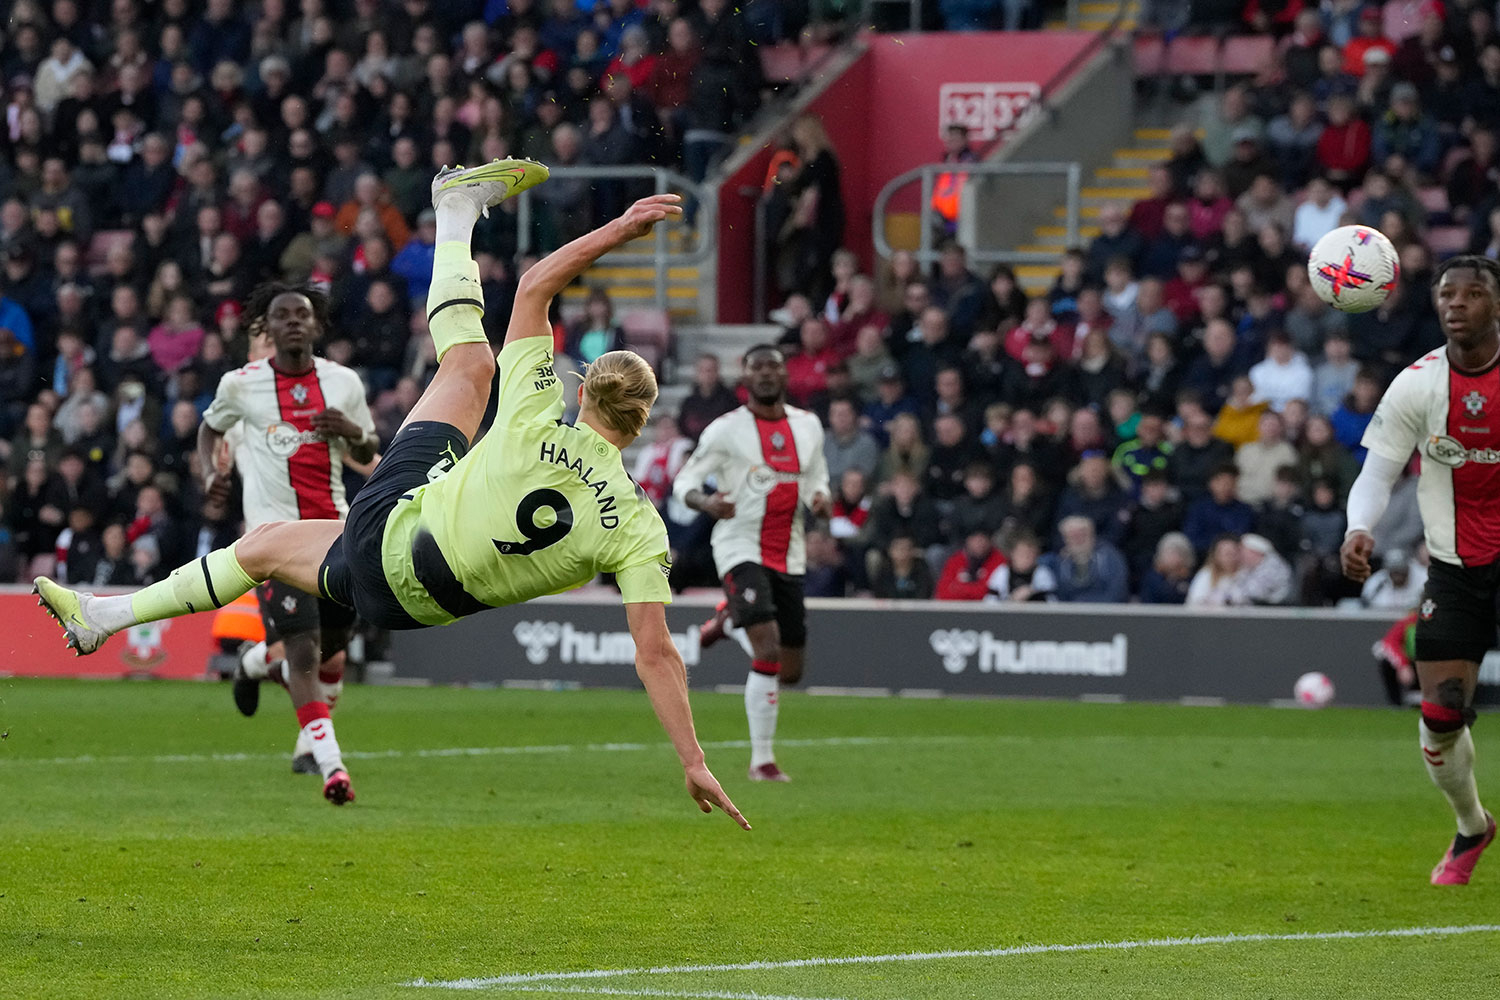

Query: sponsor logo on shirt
[
  {"left": 744, "top": 464, "right": 802, "bottom": 496},
  {"left": 928, "top": 629, "right": 1128, "bottom": 676},
  {"left": 265, "top": 421, "right": 324, "bottom": 458},
  {"left": 1424, "top": 434, "right": 1500, "bottom": 469}
]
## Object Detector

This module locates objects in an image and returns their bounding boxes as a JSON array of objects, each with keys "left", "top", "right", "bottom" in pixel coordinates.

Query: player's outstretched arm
[
  {"left": 504, "top": 194, "right": 684, "bottom": 347},
  {"left": 624, "top": 600, "right": 751, "bottom": 831},
  {"left": 1340, "top": 451, "right": 1405, "bottom": 582}
]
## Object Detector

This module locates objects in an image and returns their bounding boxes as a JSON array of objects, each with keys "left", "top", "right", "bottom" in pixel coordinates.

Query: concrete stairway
[
  {"left": 1009, "top": 125, "right": 1171, "bottom": 297},
  {"left": 1046, "top": 1, "right": 1139, "bottom": 32}
]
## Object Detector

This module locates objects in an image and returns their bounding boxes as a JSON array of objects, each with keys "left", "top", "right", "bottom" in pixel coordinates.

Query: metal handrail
[
  {"left": 513, "top": 165, "right": 716, "bottom": 312},
  {"left": 870, "top": 160, "right": 1084, "bottom": 267}
]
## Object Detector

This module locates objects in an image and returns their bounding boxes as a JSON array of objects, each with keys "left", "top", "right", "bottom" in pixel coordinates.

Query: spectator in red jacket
[
  {"left": 1128, "top": 164, "right": 1176, "bottom": 242},
  {"left": 936, "top": 530, "right": 1006, "bottom": 601},
  {"left": 785, "top": 317, "right": 840, "bottom": 407},
  {"left": 1344, "top": 6, "right": 1397, "bottom": 76},
  {"left": 1316, "top": 93, "right": 1373, "bottom": 187}
]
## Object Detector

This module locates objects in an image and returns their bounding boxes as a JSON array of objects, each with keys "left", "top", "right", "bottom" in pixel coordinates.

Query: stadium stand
[{"left": 0, "top": 0, "right": 1463, "bottom": 614}]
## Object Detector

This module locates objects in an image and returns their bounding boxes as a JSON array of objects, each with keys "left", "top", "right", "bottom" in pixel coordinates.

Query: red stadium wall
[
  {"left": 1, "top": 590, "right": 216, "bottom": 679},
  {"left": 716, "top": 32, "right": 1099, "bottom": 322}
]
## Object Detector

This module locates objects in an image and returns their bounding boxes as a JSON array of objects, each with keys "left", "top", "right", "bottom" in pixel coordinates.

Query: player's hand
[
  {"left": 616, "top": 194, "right": 683, "bottom": 242},
  {"left": 313, "top": 408, "right": 363, "bottom": 441},
  {"left": 702, "top": 491, "right": 736, "bottom": 520},
  {"left": 203, "top": 471, "right": 232, "bottom": 507},
  {"left": 684, "top": 763, "right": 751, "bottom": 831},
  {"left": 808, "top": 492, "right": 832, "bottom": 518},
  {"left": 1340, "top": 530, "right": 1376, "bottom": 582}
]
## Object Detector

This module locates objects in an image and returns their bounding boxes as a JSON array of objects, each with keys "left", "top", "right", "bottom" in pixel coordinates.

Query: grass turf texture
[{"left": 1, "top": 680, "right": 1498, "bottom": 999}]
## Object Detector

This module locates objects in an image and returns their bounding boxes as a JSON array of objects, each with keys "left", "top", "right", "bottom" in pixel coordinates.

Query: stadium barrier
[
  {"left": 7, "top": 586, "right": 1496, "bottom": 709},
  {"left": 1, "top": 588, "right": 217, "bottom": 679},
  {"left": 387, "top": 595, "right": 1500, "bottom": 708}
]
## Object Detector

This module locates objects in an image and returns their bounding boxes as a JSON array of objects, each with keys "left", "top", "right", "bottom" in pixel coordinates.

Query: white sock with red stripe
[
  {"left": 1421, "top": 714, "right": 1489, "bottom": 837},
  {"left": 745, "top": 662, "right": 780, "bottom": 768},
  {"left": 318, "top": 662, "right": 344, "bottom": 710},
  {"left": 296, "top": 701, "right": 345, "bottom": 779}
]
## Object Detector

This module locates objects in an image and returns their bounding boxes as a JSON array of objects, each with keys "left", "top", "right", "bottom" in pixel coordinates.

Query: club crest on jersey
[
  {"left": 1463, "top": 390, "right": 1488, "bottom": 417},
  {"left": 1421, "top": 599, "right": 1436, "bottom": 621},
  {"left": 770, "top": 431, "right": 787, "bottom": 451},
  {"left": 282, "top": 595, "right": 298, "bottom": 614},
  {"left": 290, "top": 382, "right": 309, "bottom": 405}
]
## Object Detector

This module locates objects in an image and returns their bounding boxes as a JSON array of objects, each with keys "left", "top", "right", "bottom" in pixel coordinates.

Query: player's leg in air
[
  {"left": 1418, "top": 657, "right": 1496, "bottom": 885},
  {"left": 34, "top": 158, "right": 550, "bottom": 801}
]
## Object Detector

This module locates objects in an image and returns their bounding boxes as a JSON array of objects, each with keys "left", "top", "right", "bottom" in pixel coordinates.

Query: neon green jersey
[{"left": 381, "top": 336, "right": 672, "bottom": 626}]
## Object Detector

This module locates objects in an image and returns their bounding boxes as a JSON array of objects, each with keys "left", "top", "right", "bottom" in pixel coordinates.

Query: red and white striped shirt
[
  {"left": 1363, "top": 349, "right": 1500, "bottom": 566},
  {"left": 203, "top": 357, "right": 375, "bottom": 528},
  {"left": 672, "top": 405, "right": 829, "bottom": 577}
]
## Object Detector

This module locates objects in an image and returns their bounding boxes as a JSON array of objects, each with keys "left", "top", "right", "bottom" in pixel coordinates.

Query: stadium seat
[
  {"left": 759, "top": 43, "right": 834, "bottom": 85},
  {"left": 759, "top": 44, "right": 806, "bottom": 84},
  {"left": 1416, "top": 186, "right": 1450, "bottom": 219},
  {"left": 86, "top": 229, "right": 135, "bottom": 275},
  {"left": 1164, "top": 37, "right": 1220, "bottom": 77},
  {"left": 1427, "top": 225, "right": 1469, "bottom": 257},
  {"left": 1219, "top": 36, "right": 1274, "bottom": 76},
  {"left": 1133, "top": 34, "right": 1166, "bottom": 75},
  {"left": 619, "top": 308, "right": 672, "bottom": 372}
]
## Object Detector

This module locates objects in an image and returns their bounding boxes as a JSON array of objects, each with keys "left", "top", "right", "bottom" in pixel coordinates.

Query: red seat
[
  {"left": 1220, "top": 36, "right": 1274, "bottom": 76},
  {"left": 1164, "top": 36, "right": 1220, "bottom": 76},
  {"left": 619, "top": 309, "right": 672, "bottom": 372},
  {"left": 758, "top": 44, "right": 803, "bottom": 84},
  {"left": 1133, "top": 34, "right": 1166, "bottom": 76},
  {"left": 1416, "top": 186, "right": 1450, "bottom": 217},
  {"left": 1427, "top": 225, "right": 1469, "bottom": 256}
]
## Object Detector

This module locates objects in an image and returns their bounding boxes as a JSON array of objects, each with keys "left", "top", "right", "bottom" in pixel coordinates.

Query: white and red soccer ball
[
  {"left": 1307, "top": 225, "right": 1400, "bottom": 314},
  {"left": 1294, "top": 671, "right": 1336, "bottom": 708}
]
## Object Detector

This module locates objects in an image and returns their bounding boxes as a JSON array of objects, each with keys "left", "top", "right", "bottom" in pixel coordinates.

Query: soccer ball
[
  {"left": 1293, "top": 671, "right": 1336, "bottom": 708},
  {"left": 1307, "top": 225, "right": 1400, "bottom": 314}
]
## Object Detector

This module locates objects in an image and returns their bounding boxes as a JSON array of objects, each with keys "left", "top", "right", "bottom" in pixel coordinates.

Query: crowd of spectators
[
  {"left": 0, "top": 0, "right": 863, "bottom": 587},
  {"left": 0, "top": 0, "right": 1462, "bottom": 613},
  {"left": 651, "top": 2, "right": 1487, "bottom": 608}
]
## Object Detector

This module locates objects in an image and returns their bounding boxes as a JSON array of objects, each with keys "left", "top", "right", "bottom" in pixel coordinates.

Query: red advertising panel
[
  {"left": 717, "top": 32, "right": 1097, "bottom": 322},
  {"left": 0, "top": 589, "right": 216, "bottom": 678}
]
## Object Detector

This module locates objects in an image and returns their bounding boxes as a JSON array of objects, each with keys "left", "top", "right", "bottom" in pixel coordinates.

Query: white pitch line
[
  {"left": 408, "top": 923, "right": 1500, "bottom": 990},
  {"left": 0, "top": 735, "right": 965, "bottom": 768},
  {"left": 503, "top": 985, "right": 846, "bottom": 1000}
]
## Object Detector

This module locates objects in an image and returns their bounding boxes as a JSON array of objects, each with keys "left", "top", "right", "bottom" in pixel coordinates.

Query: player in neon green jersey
[{"left": 34, "top": 159, "right": 749, "bottom": 827}]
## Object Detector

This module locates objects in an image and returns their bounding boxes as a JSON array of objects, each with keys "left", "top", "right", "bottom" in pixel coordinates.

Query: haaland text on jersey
[{"left": 538, "top": 440, "right": 623, "bottom": 528}]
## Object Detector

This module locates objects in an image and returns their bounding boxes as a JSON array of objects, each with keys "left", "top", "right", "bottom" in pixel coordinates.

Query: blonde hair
[{"left": 582, "top": 350, "right": 657, "bottom": 438}]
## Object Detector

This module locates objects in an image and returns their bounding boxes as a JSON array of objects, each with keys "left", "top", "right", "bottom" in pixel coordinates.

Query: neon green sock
[
  {"left": 427, "top": 241, "right": 489, "bottom": 362},
  {"left": 129, "top": 543, "right": 259, "bottom": 624}
]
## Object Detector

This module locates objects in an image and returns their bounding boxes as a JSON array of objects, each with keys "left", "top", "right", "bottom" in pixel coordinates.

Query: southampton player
[
  {"left": 671, "top": 346, "right": 830, "bottom": 782},
  {"left": 202, "top": 283, "right": 377, "bottom": 777},
  {"left": 1342, "top": 255, "right": 1500, "bottom": 884},
  {"left": 35, "top": 160, "right": 747, "bottom": 828}
]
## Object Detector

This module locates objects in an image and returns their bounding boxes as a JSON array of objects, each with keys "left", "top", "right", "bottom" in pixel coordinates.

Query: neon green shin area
[
  {"left": 427, "top": 242, "right": 489, "bottom": 362},
  {"left": 128, "top": 543, "right": 258, "bottom": 624}
]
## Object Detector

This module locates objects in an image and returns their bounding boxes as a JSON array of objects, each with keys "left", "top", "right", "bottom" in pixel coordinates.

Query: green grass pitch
[{"left": 2, "top": 678, "right": 1499, "bottom": 999}]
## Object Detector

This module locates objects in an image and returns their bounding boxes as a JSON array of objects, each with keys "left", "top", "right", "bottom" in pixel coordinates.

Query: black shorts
[
  {"left": 319, "top": 420, "right": 469, "bottom": 631},
  {"left": 257, "top": 579, "right": 355, "bottom": 659},
  {"left": 723, "top": 562, "right": 807, "bottom": 648},
  {"left": 1414, "top": 558, "right": 1500, "bottom": 664}
]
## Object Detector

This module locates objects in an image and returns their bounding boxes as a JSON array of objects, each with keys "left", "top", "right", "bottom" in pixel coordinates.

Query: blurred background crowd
[{"left": 0, "top": 0, "right": 1466, "bottom": 614}]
